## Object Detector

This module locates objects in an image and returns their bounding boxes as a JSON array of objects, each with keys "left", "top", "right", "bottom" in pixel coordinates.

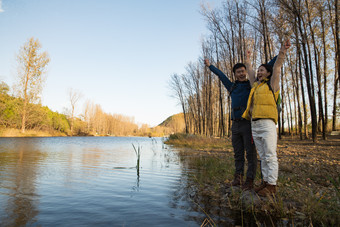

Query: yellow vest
[{"left": 242, "top": 79, "right": 280, "bottom": 124}]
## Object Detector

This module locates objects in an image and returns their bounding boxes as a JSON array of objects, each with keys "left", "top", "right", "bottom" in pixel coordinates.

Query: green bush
[{"left": 0, "top": 92, "right": 70, "bottom": 133}]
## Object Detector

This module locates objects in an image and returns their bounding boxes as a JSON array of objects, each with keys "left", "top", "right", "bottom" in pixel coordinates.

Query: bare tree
[
  {"left": 68, "top": 88, "right": 83, "bottom": 136},
  {"left": 167, "top": 0, "right": 338, "bottom": 140},
  {"left": 83, "top": 99, "right": 95, "bottom": 134},
  {"left": 169, "top": 74, "right": 189, "bottom": 133},
  {"left": 327, "top": 0, "right": 340, "bottom": 131},
  {"left": 14, "top": 37, "right": 50, "bottom": 133}
]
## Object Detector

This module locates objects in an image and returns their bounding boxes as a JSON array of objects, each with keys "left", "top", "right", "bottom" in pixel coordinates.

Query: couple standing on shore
[{"left": 204, "top": 40, "right": 291, "bottom": 197}]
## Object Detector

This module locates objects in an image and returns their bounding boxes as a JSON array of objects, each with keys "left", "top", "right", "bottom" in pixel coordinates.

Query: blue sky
[{"left": 0, "top": 0, "right": 222, "bottom": 127}]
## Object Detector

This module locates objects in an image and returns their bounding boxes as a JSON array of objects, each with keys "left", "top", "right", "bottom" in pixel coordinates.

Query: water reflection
[
  {"left": 0, "top": 139, "right": 45, "bottom": 226},
  {"left": 0, "top": 137, "right": 196, "bottom": 226},
  {"left": 1, "top": 137, "right": 236, "bottom": 226}
]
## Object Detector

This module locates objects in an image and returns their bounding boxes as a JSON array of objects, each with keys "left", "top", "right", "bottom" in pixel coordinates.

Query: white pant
[{"left": 251, "top": 119, "right": 278, "bottom": 185}]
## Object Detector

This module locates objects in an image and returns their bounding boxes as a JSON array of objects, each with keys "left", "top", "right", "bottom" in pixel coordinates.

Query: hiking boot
[
  {"left": 257, "top": 184, "right": 277, "bottom": 197},
  {"left": 242, "top": 178, "right": 254, "bottom": 191},
  {"left": 231, "top": 174, "right": 243, "bottom": 187},
  {"left": 254, "top": 181, "right": 267, "bottom": 193}
]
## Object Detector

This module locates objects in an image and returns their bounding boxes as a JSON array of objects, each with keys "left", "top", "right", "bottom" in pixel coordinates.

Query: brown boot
[
  {"left": 242, "top": 178, "right": 254, "bottom": 191},
  {"left": 257, "top": 184, "right": 276, "bottom": 197},
  {"left": 254, "top": 181, "right": 267, "bottom": 193},
  {"left": 231, "top": 174, "right": 243, "bottom": 187}
]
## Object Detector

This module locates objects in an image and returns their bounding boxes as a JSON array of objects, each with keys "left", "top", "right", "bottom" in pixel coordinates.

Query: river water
[{"left": 0, "top": 137, "right": 207, "bottom": 227}]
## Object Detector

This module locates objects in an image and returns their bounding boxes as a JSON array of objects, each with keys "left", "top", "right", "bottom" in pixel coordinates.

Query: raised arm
[
  {"left": 270, "top": 40, "right": 291, "bottom": 92},
  {"left": 245, "top": 50, "right": 256, "bottom": 86},
  {"left": 204, "top": 58, "right": 233, "bottom": 91},
  {"left": 204, "top": 59, "right": 211, "bottom": 68}
]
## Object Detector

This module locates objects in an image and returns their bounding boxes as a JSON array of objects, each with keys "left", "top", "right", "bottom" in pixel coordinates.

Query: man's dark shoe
[
  {"left": 242, "top": 177, "right": 254, "bottom": 190},
  {"left": 254, "top": 181, "right": 267, "bottom": 193},
  {"left": 231, "top": 174, "right": 243, "bottom": 187}
]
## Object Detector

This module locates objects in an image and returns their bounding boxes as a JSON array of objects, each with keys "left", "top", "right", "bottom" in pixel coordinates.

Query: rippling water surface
[{"left": 0, "top": 137, "right": 202, "bottom": 226}]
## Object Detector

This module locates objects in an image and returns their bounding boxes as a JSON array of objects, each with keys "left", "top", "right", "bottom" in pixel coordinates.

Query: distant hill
[{"left": 158, "top": 113, "right": 185, "bottom": 133}]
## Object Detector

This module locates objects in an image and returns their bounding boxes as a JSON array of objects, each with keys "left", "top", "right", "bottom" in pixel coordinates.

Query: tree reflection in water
[
  {"left": 0, "top": 139, "right": 46, "bottom": 226},
  {"left": 0, "top": 137, "right": 267, "bottom": 226}
]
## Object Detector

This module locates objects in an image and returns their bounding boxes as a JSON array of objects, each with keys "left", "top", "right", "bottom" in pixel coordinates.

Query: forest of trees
[
  {"left": 0, "top": 81, "right": 70, "bottom": 134},
  {"left": 0, "top": 38, "right": 179, "bottom": 137},
  {"left": 169, "top": 0, "right": 339, "bottom": 142},
  {"left": 0, "top": 80, "right": 176, "bottom": 137}
]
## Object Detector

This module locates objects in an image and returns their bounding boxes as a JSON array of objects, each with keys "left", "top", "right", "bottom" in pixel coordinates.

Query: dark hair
[
  {"left": 233, "top": 63, "right": 246, "bottom": 73},
  {"left": 259, "top": 63, "right": 273, "bottom": 78}
]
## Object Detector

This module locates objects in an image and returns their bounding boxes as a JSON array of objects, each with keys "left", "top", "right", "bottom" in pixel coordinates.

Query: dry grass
[
  {"left": 167, "top": 133, "right": 340, "bottom": 226},
  {"left": 0, "top": 128, "right": 67, "bottom": 137},
  {"left": 165, "top": 133, "right": 232, "bottom": 152}
]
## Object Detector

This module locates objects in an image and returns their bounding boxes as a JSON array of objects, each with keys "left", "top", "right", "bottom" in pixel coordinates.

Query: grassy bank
[
  {"left": 0, "top": 128, "right": 67, "bottom": 137},
  {"left": 165, "top": 133, "right": 340, "bottom": 226},
  {"left": 165, "top": 133, "right": 233, "bottom": 152}
]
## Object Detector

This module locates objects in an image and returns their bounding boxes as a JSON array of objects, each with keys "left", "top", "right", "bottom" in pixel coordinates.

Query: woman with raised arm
[{"left": 242, "top": 40, "right": 291, "bottom": 196}]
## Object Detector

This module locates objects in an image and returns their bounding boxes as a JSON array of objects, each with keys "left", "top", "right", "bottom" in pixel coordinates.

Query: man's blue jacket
[{"left": 209, "top": 65, "right": 251, "bottom": 121}]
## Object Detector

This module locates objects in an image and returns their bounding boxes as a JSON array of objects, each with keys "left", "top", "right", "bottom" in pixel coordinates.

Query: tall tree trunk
[
  {"left": 195, "top": 67, "right": 202, "bottom": 135},
  {"left": 21, "top": 76, "right": 29, "bottom": 133},
  {"left": 297, "top": 6, "right": 317, "bottom": 142},
  {"left": 296, "top": 35, "right": 309, "bottom": 139},
  {"left": 281, "top": 69, "right": 285, "bottom": 135},
  {"left": 305, "top": 0, "right": 325, "bottom": 139},
  {"left": 293, "top": 81, "right": 298, "bottom": 135},
  {"left": 21, "top": 99, "right": 27, "bottom": 133},
  {"left": 320, "top": 7, "right": 328, "bottom": 134},
  {"left": 288, "top": 54, "right": 300, "bottom": 136},
  {"left": 208, "top": 66, "right": 213, "bottom": 136},
  {"left": 259, "top": 0, "right": 269, "bottom": 62},
  {"left": 229, "top": 4, "right": 236, "bottom": 66},
  {"left": 21, "top": 51, "right": 32, "bottom": 133},
  {"left": 285, "top": 73, "right": 293, "bottom": 135},
  {"left": 295, "top": 57, "right": 303, "bottom": 139},
  {"left": 325, "top": 0, "right": 340, "bottom": 131},
  {"left": 215, "top": 38, "right": 225, "bottom": 137},
  {"left": 334, "top": 0, "right": 340, "bottom": 130},
  {"left": 333, "top": 68, "right": 339, "bottom": 131},
  {"left": 278, "top": 67, "right": 282, "bottom": 139}
]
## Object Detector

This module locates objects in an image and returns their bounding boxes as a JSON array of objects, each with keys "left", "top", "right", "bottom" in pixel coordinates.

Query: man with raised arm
[{"left": 204, "top": 60, "right": 256, "bottom": 190}]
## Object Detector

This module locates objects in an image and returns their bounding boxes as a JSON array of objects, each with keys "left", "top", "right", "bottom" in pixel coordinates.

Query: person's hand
[
  {"left": 281, "top": 39, "right": 291, "bottom": 52},
  {"left": 246, "top": 50, "right": 251, "bottom": 60},
  {"left": 204, "top": 59, "right": 210, "bottom": 67}
]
